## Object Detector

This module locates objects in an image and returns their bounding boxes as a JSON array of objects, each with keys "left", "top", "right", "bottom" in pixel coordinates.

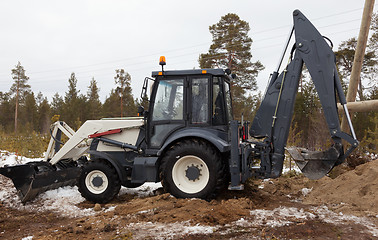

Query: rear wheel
[
  {"left": 160, "top": 140, "right": 226, "bottom": 199},
  {"left": 78, "top": 159, "right": 121, "bottom": 203}
]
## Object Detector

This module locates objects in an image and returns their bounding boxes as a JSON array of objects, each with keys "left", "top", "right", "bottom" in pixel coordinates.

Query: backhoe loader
[{"left": 0, "top": 10, "right": 358, "bottom": 204}]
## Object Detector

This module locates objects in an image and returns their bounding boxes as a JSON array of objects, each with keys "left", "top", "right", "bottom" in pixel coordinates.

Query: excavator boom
[{"left": 249, "top": 10, "right": 358, "bottom": 179}]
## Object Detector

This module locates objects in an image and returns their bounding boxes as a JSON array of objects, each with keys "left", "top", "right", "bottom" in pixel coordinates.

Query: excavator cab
[{"left": 144, "top": 68, "right": 233, "bottom": 151}]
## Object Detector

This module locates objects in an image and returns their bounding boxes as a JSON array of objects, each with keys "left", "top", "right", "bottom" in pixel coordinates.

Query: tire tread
[
  {"left": 78, "top": 159, "right": 121, "bottom": 203},
  {"left": 160, "top": 139, "right": 226, "bottom": 199}
]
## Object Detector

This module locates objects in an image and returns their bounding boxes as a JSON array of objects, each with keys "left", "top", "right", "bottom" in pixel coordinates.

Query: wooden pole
[
  {"left": 338, "top": 100, "right": 378, "bottom": 113},
  {"left": 341, "top": 0, "right": 375, "bottom": 133}
]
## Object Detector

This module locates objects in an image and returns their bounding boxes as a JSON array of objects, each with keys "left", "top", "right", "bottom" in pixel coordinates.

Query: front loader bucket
[
  {"left": 0, "top": 161, "right": 81, "bottom": 203},
  {"left": 286, "top": 145, "right": 342, "bottom": 180}
]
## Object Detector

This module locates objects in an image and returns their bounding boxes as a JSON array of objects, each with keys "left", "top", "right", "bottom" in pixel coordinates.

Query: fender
[
  {"left": 157, "top": 128, "right": 230, "bottom": 156},
  {"left": 87, "top": 150, "right": 128, "bottom": 185}
]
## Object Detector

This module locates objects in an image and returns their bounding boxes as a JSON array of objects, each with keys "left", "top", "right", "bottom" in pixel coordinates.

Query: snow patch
[
  {"left": 311, "top": 206, "right": 378, "bottom": 237},
  {"left": 0, "top": 150, "right": 43, "bottom": 167},
  {"left": 119, "top": 182, "right": 162, "bottom": 197},
  {"left": 21, "top": 236, "right": 33, "bottom": 240},
  {"left": 249, "top": 207, "right": 315, "bottom": 228},
  {"left": 244, "top": 206, "right": 378, "bottom": 237},
  {"left": 0, "top": 176, "right": 164, "bottom": 218},
  {"left": 258, "top": 179, "right": 273, "bottom": 189},
  {"left": 125, "top": 221, "right": 216, "bottom": 240},
  {"left": 369, "top": 153, "right": 377, "bottom": 160},
  {"left": 0, "top": 178, "right": 96, "bottom": 218},
  {"left": 35, "top": 186, "right": 96, "bottom": 217},
  {"left": 301, "top": 187, "right": 313, "bottom": 196},
  {"left": 234, "top": 217, "right": 251, "bottom": 227},
  {"left": 105, "top": 206, "right": 116, "bottom": 213}
]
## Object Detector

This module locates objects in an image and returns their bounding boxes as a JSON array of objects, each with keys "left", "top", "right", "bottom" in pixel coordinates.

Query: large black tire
[
  {"left": 160, "top": 139, "right": 226, "bottom": 199},
  {"left": 78, "top": 159, "right": 121, "bottom": 204}
]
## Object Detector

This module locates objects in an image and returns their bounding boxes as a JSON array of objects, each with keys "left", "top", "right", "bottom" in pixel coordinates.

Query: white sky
[{"left": 0, "top": 0, "right": 373, "bottom": 102}]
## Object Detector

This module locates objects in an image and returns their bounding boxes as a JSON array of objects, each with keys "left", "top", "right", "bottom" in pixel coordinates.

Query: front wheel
[
  {"left": 78, "top": 159, "right": 121, "bottom": 203},
  {"left": 160, "top": 140, "right": 226, "bottom": 199}
]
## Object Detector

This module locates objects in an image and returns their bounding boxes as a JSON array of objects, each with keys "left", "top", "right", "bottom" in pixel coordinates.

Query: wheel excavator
[{"left": 0, "top": 10, "right": 358, "bottom": 204}]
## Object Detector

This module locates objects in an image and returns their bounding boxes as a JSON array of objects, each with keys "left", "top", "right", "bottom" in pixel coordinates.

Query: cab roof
[{"left": 151, "top": 68, "right": 228, "bottom": 78}]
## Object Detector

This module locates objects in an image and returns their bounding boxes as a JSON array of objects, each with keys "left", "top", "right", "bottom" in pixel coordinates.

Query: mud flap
[
  {"left": 286, "top": 145, "right": 341, "bottom": 180},
  {"left": 0, "top": 161, "right": 81, "bottom": 203}
]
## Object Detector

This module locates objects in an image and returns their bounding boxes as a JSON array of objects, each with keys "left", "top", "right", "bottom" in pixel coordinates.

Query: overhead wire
[
  {"left": 0, "top": 6, "right": 371, "bottom": 87},
  {"left": 5, "top": 7, "right": 367, "bottom": 75}
]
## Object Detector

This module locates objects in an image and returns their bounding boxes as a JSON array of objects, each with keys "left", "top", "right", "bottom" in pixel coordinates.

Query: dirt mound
[
  {"left": 109, "top": 193, "right": 254, "bottom": 226},
  {"left": 304, "top": 160, "right": 378, "bottom": 216}
]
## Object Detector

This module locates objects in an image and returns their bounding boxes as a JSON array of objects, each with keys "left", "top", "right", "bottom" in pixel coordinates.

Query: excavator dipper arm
[{"left": 249, "top": 10, "right": 358, "bottom": 180}]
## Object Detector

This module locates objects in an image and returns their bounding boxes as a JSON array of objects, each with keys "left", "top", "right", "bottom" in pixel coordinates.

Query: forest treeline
[
  {"left": 0, "top": 12, "right": 377, "bottom": 157},
  {"left": 0, "top": 68, "right": 141, "bottom": 134}
]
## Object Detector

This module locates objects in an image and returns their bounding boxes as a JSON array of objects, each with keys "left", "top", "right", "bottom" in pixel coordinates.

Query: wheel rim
[
  {"left": 172, "top": 155, "right": 210, "bottom": 194},
  {"left": 85, "top": 170, "right": 109, "bottom": 194}
]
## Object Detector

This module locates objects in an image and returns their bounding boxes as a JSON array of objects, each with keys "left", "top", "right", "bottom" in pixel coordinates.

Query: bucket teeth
[{"left": 286, "top": 146, "right": 341, "bottom": 180}]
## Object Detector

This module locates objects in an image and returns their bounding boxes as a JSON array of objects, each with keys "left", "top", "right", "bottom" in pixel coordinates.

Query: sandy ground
[{"left": 0, "top": 156, "right": 377, "bottom": 239}]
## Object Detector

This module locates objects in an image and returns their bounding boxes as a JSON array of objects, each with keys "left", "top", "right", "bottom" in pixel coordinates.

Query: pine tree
[
  {"left": 36, "top": 92, "right": 51, "bottom": 133},
  {"left": 22, "top": 92, "right": 38, "bottom": 132},
  {"left": 75, "top": 94, "right": 88, "bottom": 127},
  {"left": 51, "top": 93, "right": 64, "bottom": 118},
  {"left": 198, "top": 13, "right": 264, "bottom": 120},
  {"left": 87, "top": 77, "right": 102, "bottom": 119},
  {"left": 103, "top": 90, "right": 120, "bottom": 118},
  {"left": 10, "top": 61, "right": 30, "bottom": 134},
  {"left": 353, "top": 85, "right": 377, "bottom": 144},
  {"left": 65, "top": 73, "right": 79, "bottom": 103},
  {"left": 335, "top": 38, "right": 376, "bottom": 101},
  {"left": 114, "top": 69, "right": 136, "bottom": 117},
  {"left": 63, "top": 72, "right": 83, "bottom": 127},
  {"left": 0, "top": 92, "right": 13, "bottom": 131}
]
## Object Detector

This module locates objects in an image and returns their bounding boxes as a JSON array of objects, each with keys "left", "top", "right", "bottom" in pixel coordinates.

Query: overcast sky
[{"left": 0, "top": 0, "right": 373, "bottom": 102}]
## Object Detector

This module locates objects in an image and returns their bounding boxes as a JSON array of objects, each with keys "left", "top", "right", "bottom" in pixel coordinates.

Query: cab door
[{"left": 147, "top": 77, "right": 186, "bottom": 148}]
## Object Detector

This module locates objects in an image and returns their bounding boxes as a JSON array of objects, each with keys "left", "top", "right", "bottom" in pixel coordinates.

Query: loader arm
[{"left": 250, "top": 10, "right": 358, "bottom": 179}]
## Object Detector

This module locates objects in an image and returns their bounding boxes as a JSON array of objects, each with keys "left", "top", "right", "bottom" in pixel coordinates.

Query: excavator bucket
[
  {"left": 286, "top": 145, "right": 342, "bottom": 180},
  {"left": 0, "top": 161, "right": 80, "bottom": 203}
]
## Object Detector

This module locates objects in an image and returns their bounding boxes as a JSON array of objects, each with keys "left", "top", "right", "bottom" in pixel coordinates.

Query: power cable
[
  {"left": 1, "top": 6, "right": 367, "bottom": 78},
  {"left": 0, "top": 7, "right": 372, "bottom": 86}
]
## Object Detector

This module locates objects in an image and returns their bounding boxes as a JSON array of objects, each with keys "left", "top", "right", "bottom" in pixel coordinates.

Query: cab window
[
  {"left": 191, "top": 78, "right": 209, "bottom": 124},
  {"left": 212, "top": 77, "right": 226, "bottom": 125},
  {"left": 224, "top": 80, "right": 233, "bottom": 121},
  {"left": 152, "top": 79, "right": 184, "bottom": 121}
]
